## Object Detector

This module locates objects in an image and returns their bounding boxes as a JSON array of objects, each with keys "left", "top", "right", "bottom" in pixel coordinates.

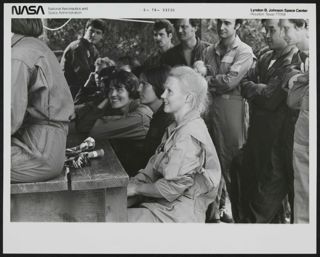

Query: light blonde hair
[
  {"left": 95, "top": 56, "right": 115, "bottom": 69},
  {"left": 168, "top": 66, "right": 208, "bottom": 114}
]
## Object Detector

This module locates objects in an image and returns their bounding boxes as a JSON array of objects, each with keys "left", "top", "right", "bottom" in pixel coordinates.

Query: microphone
[
  {"left": 79, "top": 137, "right": 95, "bottom": 151},
  {"left": 84, "top": 149, "right": 105, "bottom": 159},
  {"left": 64, "top": 149, "right": 104, "bottom": 169},
  {"left": 67, "top": 137, "right": 95, "bottom": 154}
]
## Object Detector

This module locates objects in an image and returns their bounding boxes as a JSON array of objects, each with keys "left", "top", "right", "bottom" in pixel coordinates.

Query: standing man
[
  {"left": 61, "top": 19, "right": 105, "bottom": 98},
  {"left": 161, "top": 19, "right": 210, "bottom": 67},
  {"left": 202, "top": 19, "right": 254, "bottom": 222},
  {"left": 236, "top": 19, "right": 299, "bottom": 223},
  {"left": 143, "top": 19, "right": 174, "bottom": 69},
  {"left": 279, "top": 19, "right": 309, "bottom": 223}
]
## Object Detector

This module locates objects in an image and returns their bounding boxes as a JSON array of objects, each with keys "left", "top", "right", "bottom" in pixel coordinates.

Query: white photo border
[{"left": 3, "top": 2, "right": 317, "bottom": 254}]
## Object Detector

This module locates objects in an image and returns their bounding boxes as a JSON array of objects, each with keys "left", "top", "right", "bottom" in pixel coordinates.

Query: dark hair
[
  {"left": 153, "top": 19, "right": 174, "bottom": 35},
  {"left": 189, "top": 19, "right": 201, "bottom": 28},
  {"left": 172, "top": 19, "right": 201, "bottom": 29},
  {"left": 117, "top": 55, "right": 141, "bottom": 77},
  {"left": 288, "top": 19, "right": 308, "bottom": 29},
  {"left": 12, "top": 19, "right": 43, "bottom": 37},
  {"left": 216, "top": 19, "right": 243, "bottom": 28},
  {"left": 98, "top": 66, "right": 116, "bottom": 80},
  {"left": 118, "top": 55, "right": 140, "bottom": 68},
  {"left": 141, "top": 65, "right": 171, "bottom": 99},
  {"left": 99, "top": 67, "right": 116, "bottom": 94},
  {"left": 105, "top": 70, "right": 140, "bottom": 99},
  {"left": 235, "top": 19, "right": 243, "bottom": 26},
  {"left": 85, "top": 19, "right": 105, "bottom": 33}
]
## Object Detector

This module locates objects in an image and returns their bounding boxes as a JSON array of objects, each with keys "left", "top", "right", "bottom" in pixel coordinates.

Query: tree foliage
[
  {"left": 45, "top": 18, "right": 267, "bottom": 63},
  {"left": 46, "top": 18, "right": 155, "bottom": 63},
  {"left": 201, "top": 19, "right": 267, "bottom": 56}
]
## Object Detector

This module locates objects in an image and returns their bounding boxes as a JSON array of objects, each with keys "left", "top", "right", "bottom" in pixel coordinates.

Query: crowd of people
[{"left": 11, "top": 18, "right": 309, "bottom": 224}]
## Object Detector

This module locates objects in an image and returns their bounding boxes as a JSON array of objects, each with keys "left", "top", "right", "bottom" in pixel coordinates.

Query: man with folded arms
[{"left": 202, "top": 19, "right": 254, "bottom": 222}]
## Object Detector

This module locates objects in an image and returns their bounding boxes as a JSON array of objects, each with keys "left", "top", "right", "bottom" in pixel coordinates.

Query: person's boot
[
  {"left": 219, "top": 190, "right": 234, "bottom": 223},
  {"left": 219, "top": 207, "right": 234, "bottom": 223}
]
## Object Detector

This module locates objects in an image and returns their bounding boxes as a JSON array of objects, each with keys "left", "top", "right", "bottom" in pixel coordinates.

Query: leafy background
[{"left": 43, "top": 18, "right": 267, "bottom": 63}]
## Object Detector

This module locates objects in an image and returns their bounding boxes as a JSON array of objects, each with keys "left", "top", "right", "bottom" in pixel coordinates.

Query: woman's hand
[{"left": 127, "top": 182, "right": 138, "bottom": 197}]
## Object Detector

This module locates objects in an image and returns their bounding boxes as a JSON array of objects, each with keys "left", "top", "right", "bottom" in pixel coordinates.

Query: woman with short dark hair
[
  {"left": 138, "top": 65, "right": 174, "bottom": 166},
  {"left": 75, "top": 70, "right": 153, "bottom": 176}
]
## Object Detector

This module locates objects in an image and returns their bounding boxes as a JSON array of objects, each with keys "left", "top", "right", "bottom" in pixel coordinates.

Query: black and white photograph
[{"left": 3, "top": 2, "right": 317, "bottom": 254}]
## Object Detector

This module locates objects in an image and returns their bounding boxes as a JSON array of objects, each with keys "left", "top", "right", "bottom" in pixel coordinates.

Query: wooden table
[{"left": 11, "top": 139, "right": 129, "bottom": 222}]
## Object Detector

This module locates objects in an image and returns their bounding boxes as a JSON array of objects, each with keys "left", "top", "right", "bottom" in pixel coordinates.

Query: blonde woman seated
[{"left": 127, "top": 66, "right": 221, "bottom": 222}]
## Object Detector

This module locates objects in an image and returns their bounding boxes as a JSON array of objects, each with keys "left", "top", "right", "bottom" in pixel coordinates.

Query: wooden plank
[
  {"left": 61, "top": 189, "right": 106, "bottom": 222},
  {"left": 105, "top": 187, "right": 128, "bottom": 222},
  {"left": 11, "top": 189, "right": 107, "bottom": 222},
  {"left": 70, "top": 140, "right": 129, "bottom": 191},
  {"left": 11, "top": 191, "right": 73, "bottom": 222},
  {"left": 11, "top": 170, "right": 68, "bottom": 194}
]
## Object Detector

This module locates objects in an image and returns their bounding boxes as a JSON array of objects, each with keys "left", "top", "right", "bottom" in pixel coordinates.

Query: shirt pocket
[
  {"left": 154, "top": 137, "right": 175, "bottom": 169},
  {"left": 220, "top": 55, "right": 235, "bottom": 73}
]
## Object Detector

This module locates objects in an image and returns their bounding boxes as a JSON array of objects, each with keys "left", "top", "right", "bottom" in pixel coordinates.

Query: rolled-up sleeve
[
  {"left": 155, "top": 176, "right": 194, "bottom": 202},
  {"left": 133, "top": 154, "right": 161, "bottom": 183},
  {"left": 210, "top": 51, "right": 253, "bottom": 95},
  {"left": 89, "top": 109, "right": 151, "bottom": 140},
  {"left": 75, "top": 104, "right": 105, "bottom": 133},
  {"left": 11, "top": 59, "right": 29, "bottom": 135}
]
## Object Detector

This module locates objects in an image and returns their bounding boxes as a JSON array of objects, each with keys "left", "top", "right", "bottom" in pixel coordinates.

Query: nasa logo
[{"left": 12, "top": 5, "right": 45, "bottom": 15}]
